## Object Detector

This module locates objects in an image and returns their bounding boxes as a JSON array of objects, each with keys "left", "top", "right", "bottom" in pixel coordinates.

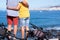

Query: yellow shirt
[{"left": 18, "top": 3, "right": 30, "bottom": 18}]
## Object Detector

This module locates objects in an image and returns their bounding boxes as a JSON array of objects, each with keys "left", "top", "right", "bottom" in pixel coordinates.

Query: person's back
[
  {"left": 7, "top": 0, "right": 19, "bottom": 16},
  {"left": 18, "top": 1, "right": 30, "bottom": 18}
]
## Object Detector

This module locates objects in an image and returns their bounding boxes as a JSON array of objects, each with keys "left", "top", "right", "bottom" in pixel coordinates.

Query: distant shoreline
[{"left": 29, "top": 7, "right": 60, "bottom": 10}]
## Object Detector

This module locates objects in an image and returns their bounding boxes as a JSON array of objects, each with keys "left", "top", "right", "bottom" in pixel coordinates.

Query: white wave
[{"left": 45, "top": 27, "right": 60, "bottom": 30}]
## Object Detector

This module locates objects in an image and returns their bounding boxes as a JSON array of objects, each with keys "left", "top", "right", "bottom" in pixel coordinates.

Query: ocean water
[
  {"left": 30, "top": 10, "right": 60, "bottom": 28},
  {"left": 0, "top": 10, "right": 60, "bottom": 28},
  {"left": 0, "top": 10, "right": 7, "bottom": 25}
]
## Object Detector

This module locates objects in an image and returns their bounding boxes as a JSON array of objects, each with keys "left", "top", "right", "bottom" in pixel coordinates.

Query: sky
[{"left": 0, "top": 0, "right": 60, "bottom": 10}]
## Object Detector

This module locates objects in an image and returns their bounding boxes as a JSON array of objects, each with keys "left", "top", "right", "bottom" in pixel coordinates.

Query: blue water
[
  {"left": 0, "top": 10, "right": 7, "bottom": 24},
  {"left": 0, "top": 10, "right": 60, "bottom": 28}
]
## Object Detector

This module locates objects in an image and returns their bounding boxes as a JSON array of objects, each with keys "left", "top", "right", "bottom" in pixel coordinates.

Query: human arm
[
  {"left": 7, "top": 3, "right": 20, "bottom": 11},
  {"left": 22, "top": 0, "right": 29, "bottom": 8}
]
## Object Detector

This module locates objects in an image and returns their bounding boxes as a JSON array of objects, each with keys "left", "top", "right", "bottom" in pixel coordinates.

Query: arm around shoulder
[{"left": 7, "top": 3, "right": 20, "bottom": 11}]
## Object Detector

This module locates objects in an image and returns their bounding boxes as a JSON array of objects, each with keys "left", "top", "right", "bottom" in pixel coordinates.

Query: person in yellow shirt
[{"left": 7, "top": 0, "right": 30, "bottom": 40}]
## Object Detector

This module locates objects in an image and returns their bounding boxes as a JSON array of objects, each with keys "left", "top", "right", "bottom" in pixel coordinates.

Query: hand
[{"left": 7, "top": 6, "right": 10, "bottom": 10}]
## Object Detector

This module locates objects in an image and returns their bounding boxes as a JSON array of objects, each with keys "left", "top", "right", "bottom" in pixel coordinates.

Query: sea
[
  {"left": 0, "top": 10, "right": 60, "bottom": 29},
  {"left": 0, "top": 10, "right": 60, "bottom": 40}
]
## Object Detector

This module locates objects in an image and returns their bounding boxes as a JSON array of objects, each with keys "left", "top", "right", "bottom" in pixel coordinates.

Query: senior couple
[{"left": 7, "top": 0, "right": 30, "bottom": 40}]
